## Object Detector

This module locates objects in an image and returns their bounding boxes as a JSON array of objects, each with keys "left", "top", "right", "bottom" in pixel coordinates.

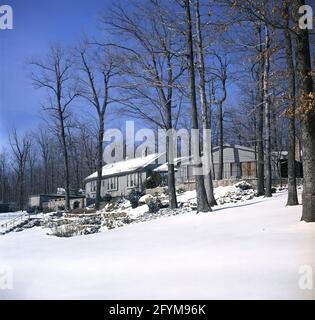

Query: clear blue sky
[
  {"left": 0, "top": 0, "right": 111, "bottom": 147},
  {"left": 0, "top": 0, "right": 244, "bottom": 149}
]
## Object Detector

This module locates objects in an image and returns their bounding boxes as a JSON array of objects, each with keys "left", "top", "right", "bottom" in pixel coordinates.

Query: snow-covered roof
[
  {"left": 85, "top": 153, "right": 163, "bottom": 181},
  {"left": 153, "top": 156, "right": 191, "bottom": 173},
  {"left": 212, "top": 144, "right": 255, "bottom": 153}
]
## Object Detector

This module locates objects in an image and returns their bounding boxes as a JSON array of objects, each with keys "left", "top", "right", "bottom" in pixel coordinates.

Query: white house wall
[{"left": 86, "top": 171, "right": 148, "bottom": 199}]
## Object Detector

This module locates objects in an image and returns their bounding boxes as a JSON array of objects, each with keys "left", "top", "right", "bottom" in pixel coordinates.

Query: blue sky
[
  {"left": 0, "top": 0, "right": 110, "bottom": 147},
  {"left": 0, "top": 0, "right": 243, "bottom": 149}
]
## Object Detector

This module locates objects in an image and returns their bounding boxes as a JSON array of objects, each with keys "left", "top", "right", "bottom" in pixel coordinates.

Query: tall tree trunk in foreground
[
  {"left": 263, "top": 24, "right": 272, "bottom": 197},
  {"left": 195, "top": 0, "right": 217, "bottom": 206},
  {"left": 256, "top": 24, "right": 265, "bottom": 196},
  {"left": 58, "top": 105, "right": 71, "bottom": 210},
  {"left": 184, "top": 0, "right": 211, "bottom": 212},
  {"left": 292, "top": 0, "right": 315, "bottom": 222},
  {"left": 166, "top": 101, "right": 178, "bottom": 209},
  {"left": 283, "top": 1, "right": 298, "bottom": 206},
  {"left": 217, "top": 100, "right": 224, "bottom": 180}
]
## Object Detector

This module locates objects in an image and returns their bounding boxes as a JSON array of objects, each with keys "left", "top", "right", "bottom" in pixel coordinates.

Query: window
[
  {"left": 127, "top": 173, "right": 138, "bottom": 188},
  {"left": 240, "top": 161, "right": 256, "bottom": 177},
  {"left": 107, "top": 177, "right": 118, "bottom": 191},
  {"left": 90, "top": 181, "right": 96, "bottom": 192}
]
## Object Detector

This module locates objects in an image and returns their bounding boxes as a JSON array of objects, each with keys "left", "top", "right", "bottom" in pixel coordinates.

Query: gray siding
[
  {"left": 212, "top": 146, "right": 256, "bottom": 163},
  {"left": 86, "top": 171, "right": 148, "bottom": 199}
]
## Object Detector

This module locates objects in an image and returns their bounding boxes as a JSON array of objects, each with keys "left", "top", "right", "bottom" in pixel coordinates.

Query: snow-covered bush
[
  {"left": 126, "top": 189, "right": 143, "bottom": 208},
  {"left": 147, "top": 197, "right": 162, "bottom": 213},
  {"left": 51, "top": 224, "right": 81, "bottom": 237},
  {"left": 234, "top": 181, "right": 252, "bottom": 190},
  {"left": 138, "top": 194, "right": 154, "bottom": 205}
]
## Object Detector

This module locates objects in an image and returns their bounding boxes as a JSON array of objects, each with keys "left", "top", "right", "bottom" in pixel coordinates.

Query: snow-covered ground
[
  {"left": 0, "top": 211, "right": 24, "bottom": 223},
  {"left": 0, "top": 191, "right": 314, "bottom": 299}
]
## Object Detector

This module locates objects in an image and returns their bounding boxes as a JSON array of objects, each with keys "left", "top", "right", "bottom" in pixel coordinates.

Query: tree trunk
[
  {"left": 184, "top": 0, "right": 211, "bottom": 212},
  {"left": 58, "top": 109, "right": 71, "bottom": 211},
  {"left": 292, "top": 0, "right": 315, "bottom": 222},
  {"left": 166, "top": 111, "right": 178, "bottom": 209},
  {"left": 256, "top": 25, "right": 265, "bottom": 196},
  {"left": 195, "top": 0, "right": 217, "bottom": 206},
  {"left": 283, "top": 1, "right": 298, "bottom": 206},
  {"left": 263, "top": 25, "right": 272, "bottom": 197},
  {"left": 218, "top": 102, "right": 224, "bottom": 180},
  {"left": 95, "top": 115, "right": 104, "bottom": 210}
]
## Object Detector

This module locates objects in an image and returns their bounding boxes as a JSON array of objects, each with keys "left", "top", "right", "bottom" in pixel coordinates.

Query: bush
[
  {"left": 176, "top": 187, "right": 186, "bottom": 194},
  {"left": 27, "top": 206, "right": 40, "bottom": 214},
  {"left": 51, "top": 224, "right": 81, "bottom": 237},
  {"left": 102, "top": 193, "right": 112, "bottom": 203},
  {"left": 143, "top": 172, "right": 163, "bottom": 189},
  {"left": 147, "top": 197, "right": 162, "bottom": 213},
  {"left": 43, "top": 207, "right": 56, "bottom": 214},
  {"left": 126, "top": 189, "right": 143, "bottom": 208},
  {"left": 235, "top": 181, "right": 252, "bottom": 190}
]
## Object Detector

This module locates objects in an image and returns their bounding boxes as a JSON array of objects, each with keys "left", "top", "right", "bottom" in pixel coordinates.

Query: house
[
  {"left": 212, "top": 144, "right": 257, "bottom": 179},
  {"left": 154, "top": 145, "right": 258, "bottom": 182},
  {"left": 154, "top": 144, "right": 303, "bottom": 183},
  {"left": 84, "top": 153, "right": 163, "bottom": 200},
  {"left": 28, "top": 194, "right": 85, "bottom": 212},
  {"left": 84, "top": 145, "right": 303, "bottom": 202}
]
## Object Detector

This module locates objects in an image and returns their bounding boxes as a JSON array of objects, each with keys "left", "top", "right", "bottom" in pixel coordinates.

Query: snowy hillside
[{"left": 0, "top": 190, "right": 314, "bottom": 300}]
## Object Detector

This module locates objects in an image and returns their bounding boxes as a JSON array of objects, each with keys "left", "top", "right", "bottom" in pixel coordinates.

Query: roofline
[
  {"left": 212, "top": 144, "right": 255, "bottom": 152},
  {"left": 29, "top": 194, "right": 85, "bottom": 198},
  {"left": 84, "top": 153, "right": 164, "bottom": 182},
  {"left": 84, "top": 167, "right": 148, "bottom": 183}
]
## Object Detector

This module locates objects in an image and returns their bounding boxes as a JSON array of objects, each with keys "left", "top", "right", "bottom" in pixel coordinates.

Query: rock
[{"left": 138, "top": 194, "right": 154, "bottom": 204}]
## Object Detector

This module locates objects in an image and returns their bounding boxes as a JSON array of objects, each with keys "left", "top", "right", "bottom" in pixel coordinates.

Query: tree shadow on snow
[{"left": 212, "top": 199, "right": 267, "bottom": 212}]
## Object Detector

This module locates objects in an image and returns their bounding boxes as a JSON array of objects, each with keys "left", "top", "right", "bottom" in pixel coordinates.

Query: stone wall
[{"left": 145, "top": 178, "right": 304, "bottom": 194}]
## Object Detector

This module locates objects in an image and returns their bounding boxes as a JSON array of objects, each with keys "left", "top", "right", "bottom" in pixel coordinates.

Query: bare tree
[
  {"left": 210, "top": 53, "right": 228, "bottom": 180},
  {"left": 256, "top": 24, "right": 265, "bottom": 196},
  {"left": 183, "top": 0, "right": 211, "bottom": 212},
  {"left": 9, "top": 129, "right": 31, "bottom": 210},
  {"left": 0, "top": 150, "right": 8, "bottom": 203},
  {"left": 36, "top": 128, "right": 51, "bottom": 194},
  {"left": 77, "top": 44, "right": 117, "bottom": 209},
  {"left": 292, "top": 0, "right": 315, "bottom": 222},
  {"left": 100, "top": 0, "right": 186, "bottom": 209},
  {"left": 195, "top": 0, "right": 217, "bottom": 206},
  {"left": 30, "top": 46, "right": 78, "bottom": 211},
  {"left": 263, "top": 24, "right": 272, "bottom": 197},
  {"left": 282, "top": 0, "right": 298, "bottom": 205}
]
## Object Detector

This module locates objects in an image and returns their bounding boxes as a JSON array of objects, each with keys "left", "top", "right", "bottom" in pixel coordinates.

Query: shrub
[
  {"left": 143, "top": 172, "right": 163, "bottom": 189},
  {"left": 176, "top": 187, "right": 186, "bottom": 194},
  {"left": 126, "top": 189, "right": 143, "bottom": 208},
  {"left": 51, "top": 224, "right": 81, "bottom": 237},
  {"left": 147, "top": 198, "right": 162, "bottom": 213},
  {"left": 26, "top": 206, "right": 39, "bottom": 214},
  {"left": 235, "top": 181, "right": 252, "bottom": 190},
  {"left": 102, "top": 193, "right": 112, "bottom": 203}
]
